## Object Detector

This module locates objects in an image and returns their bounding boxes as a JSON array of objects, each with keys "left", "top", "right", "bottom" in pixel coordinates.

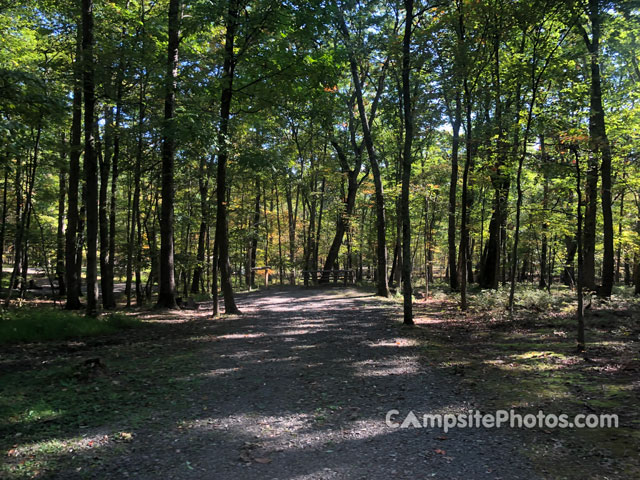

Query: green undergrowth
[
  {"left": 0, "top": 321, "right": 206, "bottom": 478},
  {"left": 413, "top": 287, "right": 640, "bottom": 480},
  {"left": 0, "top": 308, "right": 139, "bottom": 345}
]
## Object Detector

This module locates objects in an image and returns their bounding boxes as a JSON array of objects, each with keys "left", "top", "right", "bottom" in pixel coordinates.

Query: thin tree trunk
[
  {"left": 76, "top": 185, "right": 86, "bottom": 298},
  {"left": 321, "top": 143, "right": 360, "bottom": 282},
  {"left": 575, "top": 147, "right": 585, "bottom": 352},
  {"left": 286, "top": 183, "right": 296, "bottom": 285},
  {"left": 0, "top": 165, "right": 8, "bottom": 291},
  {"left": 6, "top": 125, "right": 40, "bottom": 305},
  {"left": 135, "top": 196, "right": 143, "bottom": 304},
  {"left": 400, "top": 0, "right": 414, "bottom": 325},
  {"left": 263, "top": 182, "right": 269, "bottom": 281},
  {"left": 212, "top": 235, "right": 219, "bottom": 316},
  {"left": 56, "top": 153, "right": 66, "bottom": 296},
  {"left": 337, "top": 14, "right": 389, "bottom": 297},
  {"left": 539, "top": 134, "right": 550, "bottom": 289},
  {"left": 191, "top": 154, "right": 210, "bottom": 293},
  {"left": 616, "top": 169, "right": 625, "bottom": 283},
  {"left": 99, "top": 108, "right": 115, "bottom": 308},
  {"left": 127, "top": 76, "right": 145, "bottom": 307},
  {"left": 448, "top": 94, "right": 461, "bottom": 291},
  {"left": 274, "top": 180, "right": 284, "bottom": 284},
  {"left": 249, "top": 178, "right": 260, "bottom": 287},
  {"left": 314, "top": 177, "right": 325, "bottom": 274},
  {"left": 304, "top": 172, "right": 317, "bottom": 286},
  {"left": 108, "top": 33, "right": 125, "bottom": 306},
  {"left": 9, "top": 151, "right": 22, "bottom": 296}
]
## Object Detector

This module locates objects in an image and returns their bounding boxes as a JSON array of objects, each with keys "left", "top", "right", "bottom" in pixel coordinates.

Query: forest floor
[{"left": 1, "top": 286, "right": 638, "bottom": 479}]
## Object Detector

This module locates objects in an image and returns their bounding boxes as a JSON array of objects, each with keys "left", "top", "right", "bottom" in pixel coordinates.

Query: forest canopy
[{"left": 0, "top": 0, "right": 639, "bottom": 331}]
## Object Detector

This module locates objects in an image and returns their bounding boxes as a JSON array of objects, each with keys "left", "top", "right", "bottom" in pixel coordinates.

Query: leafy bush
[{"left": 0, "top": 308, "right": 139, "bottom": 344}]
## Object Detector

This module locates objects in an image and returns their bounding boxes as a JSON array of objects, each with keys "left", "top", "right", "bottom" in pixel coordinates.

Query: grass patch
[
  {"left": 1, "top": 330, "right": 206, "bottom": 478},
  {"left": 0, "top": 308, "right": 139, "bottom": 344}
]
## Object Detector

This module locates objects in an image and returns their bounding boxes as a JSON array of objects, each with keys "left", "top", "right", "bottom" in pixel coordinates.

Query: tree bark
[
  {"left": 249, "top": 178, "right": 261, "bottom": 287},
  {"left": 0, "top": 165, "right": 8, "bottom": 292},
  {"left": 214, "top": 0, "right": 240, "bottom": 314},
  {"left": 108, "top": 36, "right": 124, "bottom": 307},
  {"left": 588, "top": 0, "right": 614, "bottom": 297},
  {"left": 336, "top": 14, "right": 389, "bottom": 297},
  {"left": 539, "top": 162, "right": 549, "bottom": 289},
  {"left": 447, "top": 93, "right": 461, "bottom": 291},
  {"left": 274, "top": 180, "right": 284, "bottom": 283},
  {"left": 6, "top": 127, "right": 40, "bottom": 305},
  {"left": 82, "top": 0, "right": 99, "bottom": 316},
  {"left": 157, "top": 0, "right": 180, "bottom": 308},
  {"left": 575, "top": 147, "right": 585, "bottom": 352},
  {"left": 191, "top": 154, "right": 210, "bottom": 293},
  {"left": 99, "top": 107, "right": 115, "bottom": 309},
  {"left": 321, "top": 142, "right": 360, "bottom": 282},
  {"left": 400, "top": 0, "right": 414, "bottom": 324},
  {"left": 65, "top": 18, "right": 83, "bottom": 310},
  {"left": 460, "top": 77, "right": 473, "bottom": 310},
  {"left": 285, "top": 183, "right": 296, "bottom": 285},
  {"left": 56, "top": 152, "right": 66, "bottom": 296}
]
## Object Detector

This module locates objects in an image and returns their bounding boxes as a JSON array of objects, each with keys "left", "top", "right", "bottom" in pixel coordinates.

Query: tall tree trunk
[
  {"left": 539, "top": 159, "right": 549, "bottom": 289},
  {"left": 588, "top": 0, "right": 614, "bottom": 297},
  {"left": 263, "top": 183, "right": 269, "bottom": 276},
  {"left": 127, "top": 75, "right": 145, "bottom": 306},
  {"left": 285, "top": 182, "right": 296, "bottom": 285},
  {"left": 400, "top": 0, "right": 414, "bottom": 325},
  {"left": 616, "top": 169, "right": 625, "bottom": 283},
  {"left": 99, "top": 108, "right": 115, "bottom": 309},
  {"left": 304, "top": 175, "right": 316, "bottom": 286},
  {"left": 249, "top": 178, "right": 261, "bottom": 287},
  {"left": 157, "top": 0, "right": 180, "bottom": 308},
  {"left": 575, "top": 147, "right": 585, "bottom": 352},
  {"left": 65, "top": 20, "right": 83, "bottom": 309},
  {"left": 191, "top": 154, "right": 210, "bottom": 293},
  {"left": 56, "top": 153, "right": 67, "bottom": 296},
  {"left": 108, "top": 35, "right": 125, "bottom": 306},
  {"left": 508, "top": 29, "right": 547, "bottom": 312},
  {"left": 214, "top": 0, "right": 240, "bottom": 314},
  {"left": 83, "top": 0, "right": 98, "bottom": 316},
  {"left": 274, "top": 181, "right": 284, "bottom": 284},
  {"left": 76, "top": 187, "right": 86, "bottom": 298},
  {"left": 314, "top": 177, "right": 325, "bottom": 274},
  {"left": 321, "top": 143, "right": 360, "bottom": 282},
  {"left": 583, "top": 153, "right": 598, "bottom": 290},
  {"left": 6, "top": 126, "right": 40, "bottom": 305},
  {"left": 212, "top": 235, "right": 219, "bottom": 316},
  {"left": 8, "top": 152, "right": 22, "bottom": 296},
  {"left": 135, "top": 196, "right": 143, "bottom": 304},
  {"left": 481, "top": 185, "right": 510, "bottom": 290},
  {"left": 448, "top": 94, "right": 461, "bottom": 291},
  {"left": 0, "top": 165, "right": 8, "bottom": 291},
  {"left": 635, "top": 207, "right": 640, "bottom": 295},
  {"left": 562, "top": 235, "right": 577, "bottom": 286},
  {"left": 337, "top": 14, "right": 389, "bottom": 297},
  {"left": 460, "top": 77, "right": 473, "bottom": 310}
]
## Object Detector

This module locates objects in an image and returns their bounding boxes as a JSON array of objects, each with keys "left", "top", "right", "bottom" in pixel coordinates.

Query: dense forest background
[{"left": 1, "top": 0, "right": 639, "bottom": 330}]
